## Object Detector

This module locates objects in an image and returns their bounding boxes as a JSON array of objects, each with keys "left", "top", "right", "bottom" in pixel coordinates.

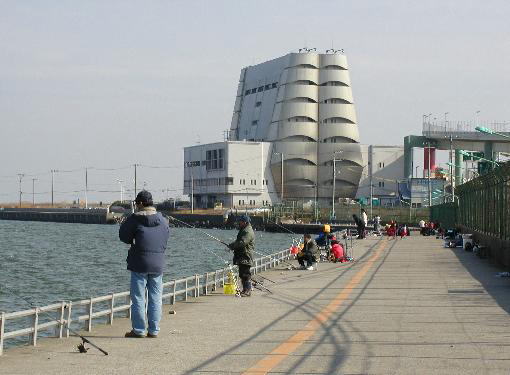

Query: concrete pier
[{"left": 2, "top": 236, "right": 510, "bottom": 374}]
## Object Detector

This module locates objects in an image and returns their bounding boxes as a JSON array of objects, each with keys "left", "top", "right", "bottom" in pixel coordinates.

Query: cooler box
[{"left": 462, "top": 234, "right": 473, "bottom": 250}]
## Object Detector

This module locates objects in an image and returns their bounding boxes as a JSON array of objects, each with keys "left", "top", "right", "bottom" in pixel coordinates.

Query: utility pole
[
  {"left": 17, "top": 173, "right": 24, "bottom": 208},
  {"left": 133, "top": 164, "right": 138, "bottom": 198},
  {"left": 85, "top": 168, "right": 89, "bottom": 209},
  {"left": 449, "top": 134, "right": 454, "bottom": 202},
  {"left": 32, "top": 178, "right": 37, "bottom": 206},
  {"left": 51, "top": 169, "right": 55, "bottom": 207},
  {"left": 368, "top": 145, "right": 373, "bottom": 218}
]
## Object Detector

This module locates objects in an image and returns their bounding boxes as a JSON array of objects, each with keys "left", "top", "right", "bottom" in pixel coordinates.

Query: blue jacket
[{"left": 119, "top": 207, "right": 169, "bottom": 274}]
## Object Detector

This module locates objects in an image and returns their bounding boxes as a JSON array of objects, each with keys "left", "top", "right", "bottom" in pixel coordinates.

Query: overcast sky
[{"left": 1, "top": 1, "right": 509, "bottom": 204}]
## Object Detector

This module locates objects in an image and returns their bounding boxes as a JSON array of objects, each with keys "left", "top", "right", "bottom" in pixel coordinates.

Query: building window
[
  {"left": 255, "top": 101, "right": 262, "bottom": 107},
  {"left": 239, "top": 200, "right": 242, "bottom": 206},
  {"left": 272, "top": 82, "right": 277, "bottom": 88},
  {"left": 251, "top": 120, "right": 258, "bottom": 125},
  {"left": 206, "top": 148, "right": 224, "bottom": 170},
  {"left": 257, "top": 86, "right": 263, "bottom": 92},
  {"left": 245, "top": 90, "right": 250, "bottom": 95},
  {"left": 250, "top": 88, "right": 257, "bottom": 94},
  {"left": 264, "top": 84, "right": 270, "bottom": 90}
]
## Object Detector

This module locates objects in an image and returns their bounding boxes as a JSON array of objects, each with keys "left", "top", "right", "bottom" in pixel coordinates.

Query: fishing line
[{"left": 0, "top": 284, "right": 108, "bottom": 355}]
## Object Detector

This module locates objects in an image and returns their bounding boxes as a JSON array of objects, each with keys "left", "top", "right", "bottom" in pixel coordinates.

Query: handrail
[{"left": 0, "top": 248, "right": 292, "bottom": 355}]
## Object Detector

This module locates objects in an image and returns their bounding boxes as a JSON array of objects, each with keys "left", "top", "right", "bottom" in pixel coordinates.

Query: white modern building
[
  {"left": 356, "top": 145, "right": 405, "bottom": 205},
  {"left": 228, "top": 50, "right": 363, "bottom": 203},
  {"left": 183, "top": 141, "right": 279, "bottom": 209},
  {"left": 183, "top": 51, "right": 409, "bottom": 208}
]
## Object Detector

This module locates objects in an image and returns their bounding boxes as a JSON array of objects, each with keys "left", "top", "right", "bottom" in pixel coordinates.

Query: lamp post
[
  {"left": 17, "top": 173, "right": 24, "bottom": 208},
  {"left": 415, "top": 165, "right": 419, "bottom": 178},
  {"left": 32, "top": 178, "right": 37, "bottom": 206},
  {"left": 117, "top": 179, "right": 124, "bottom": 203},
  {"left": 332, "top": 151, "right": 343, "bottom": 219},
  {"left": 273, "top": 152, "right": 284, "bottom": 204}
]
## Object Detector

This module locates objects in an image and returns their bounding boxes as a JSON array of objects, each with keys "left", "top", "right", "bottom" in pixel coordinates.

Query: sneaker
[
  {"left": 147, "top": 333, "right": 158, "bottom": 338},
  {"left": 125, "top": 330, "right": 145, "bottom": 338},
  {"left": 240, "top": 290, "right": 251, "bottom": 297},
  {"left": 306, "top": 266, "right": 314, "bottom": 271}
]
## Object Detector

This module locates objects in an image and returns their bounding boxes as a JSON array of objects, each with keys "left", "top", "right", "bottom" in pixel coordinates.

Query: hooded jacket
[
  {"left": 229, "top": 223, "right": 254, "bottom": 266},
  {"left": 119, "top": 207, "right": 169, "bottom": 274}
]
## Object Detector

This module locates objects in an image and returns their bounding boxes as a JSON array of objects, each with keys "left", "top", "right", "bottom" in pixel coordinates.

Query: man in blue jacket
[{"left": 119, "top": 190, "right": 169, "bottom": 338}]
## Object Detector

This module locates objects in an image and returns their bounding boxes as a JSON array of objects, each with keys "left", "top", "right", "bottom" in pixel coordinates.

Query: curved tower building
[{"left": 229, "top": 51, "right": 363, "bottom": 203}]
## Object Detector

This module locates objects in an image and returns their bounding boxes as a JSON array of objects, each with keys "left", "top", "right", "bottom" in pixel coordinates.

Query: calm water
[{"left": 0, "top": 220, "right": 295, "bottom": 314}]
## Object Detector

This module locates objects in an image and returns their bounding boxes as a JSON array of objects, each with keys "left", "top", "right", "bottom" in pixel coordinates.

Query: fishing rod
[
  {"left": 0, "top": 284, "right": 108, "bottom": 355},
  {"left": 166, "top": 215, "right": 230, "bottom": 248}
]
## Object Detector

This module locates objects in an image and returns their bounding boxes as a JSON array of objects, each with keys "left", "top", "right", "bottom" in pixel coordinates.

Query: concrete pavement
[{"left": 1, "top": 236, "right": 510, "bottom": 374}]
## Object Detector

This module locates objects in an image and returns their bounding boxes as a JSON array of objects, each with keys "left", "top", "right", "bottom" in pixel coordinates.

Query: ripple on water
[{"left": 0, "top": 221, "right": 294, "bottom": 312}]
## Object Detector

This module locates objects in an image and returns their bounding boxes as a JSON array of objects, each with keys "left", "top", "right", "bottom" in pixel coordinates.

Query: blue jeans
[{"left": 130, "top": 272, "right": 163, "bottom": 336}]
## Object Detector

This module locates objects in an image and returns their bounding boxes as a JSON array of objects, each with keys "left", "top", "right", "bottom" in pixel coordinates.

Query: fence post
[
  {"left": 31, "top": 307, "right": 39, "bottom": 346},
  {"left": 0, "top": 311, "right": 4, "bottom": 356},
  {"left": 57, "top": 301, "right": 65, "bottom": 338},
  {"left": 88, "top": 298, "right": 93, "bottom": 332},
  {"left": 66, "top": 302, "right": 72, "bottom": 338},
  {"left": 222, "top": 268, "right": 225, "bottom": 287},
  {"left": 171, "top": 280, "right": 177, "bottom": 305},
  {"left": 185, "top": 278, "right": 188, "bottom": 301},
  {"left": 213, "top": 271, "right": 217, "bottom": 291},
  {"left": 109, "top": 293, "right": 115, "bottom": 325},
  {"left": 204, "top": 272, "right": 209, "bottom": 295},
  {"left": 195, "top": 274, "right": 199, "bottom": 297}
]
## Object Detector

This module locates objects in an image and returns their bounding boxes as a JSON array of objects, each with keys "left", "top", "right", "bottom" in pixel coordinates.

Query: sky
[{"left": 1, "top": 0, "right": 509, "bottom": 204}]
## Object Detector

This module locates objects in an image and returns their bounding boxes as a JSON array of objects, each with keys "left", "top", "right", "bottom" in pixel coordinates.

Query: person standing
[
  {"left": 228, "top": 215, "right": 254, "bottom": 297},
  {"left": 353, "top": 214, "right": 365, "bottom": 239},
  {"left": 361, "top": 209, "right": 368, "bottom": 236},
  {"left": 119, "top": 190, "right": 169, "bottom": 338},
  {"left": 374, "top": 215, "right": 381, "bottom": 234}
]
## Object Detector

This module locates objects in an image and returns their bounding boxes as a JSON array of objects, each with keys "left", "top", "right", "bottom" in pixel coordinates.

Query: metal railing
[{"left": 0, "top": 248, "right": 291, "bottom": 355}]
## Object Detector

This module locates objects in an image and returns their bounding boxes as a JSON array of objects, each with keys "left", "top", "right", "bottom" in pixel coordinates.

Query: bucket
[
  {"left": 290, "top": 245, "right": 299, "bottom": 255},
  {"left": 323, "top": 224, "right": 331, "bottom": 233},
  {"left": 224, "top": 283, "right": 236, "bottom": 295}
]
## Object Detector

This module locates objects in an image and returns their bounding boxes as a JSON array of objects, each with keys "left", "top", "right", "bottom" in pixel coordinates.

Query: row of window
[
  {"left": 237, "top": 199, "right": 271, "bottom": 206},
  {"left": 184, "top": 177, "right": 269, "bottom": 187},
  {"left": 378, "top": 181, "right": 385, "bottom": 187},
  {"left": 239, "top": 179, "right": 269, "bottom": 186},
  {"left": 244, "top": 82, "right": 278, "bottom": 96},
  {"left": 184, "top": 177, "right": 234, "bottom": 188}
]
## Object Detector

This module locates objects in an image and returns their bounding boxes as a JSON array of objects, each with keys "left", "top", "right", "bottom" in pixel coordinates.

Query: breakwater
[{"left": 0, "top": 208, "right": 111, "bottom": 224}]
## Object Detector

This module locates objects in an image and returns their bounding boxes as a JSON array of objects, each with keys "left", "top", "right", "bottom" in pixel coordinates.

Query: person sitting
[
  {"left": 330, "top": 240, "right": 347, "bottom": 263},
  {"left": 297, "top": 234, "right": 318, "bottom": 270}
]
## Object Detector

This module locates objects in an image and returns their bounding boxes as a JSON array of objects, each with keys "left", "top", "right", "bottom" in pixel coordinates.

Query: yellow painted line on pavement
[{"left": 242, "top": 240, "right": 388, "bottom": 375}]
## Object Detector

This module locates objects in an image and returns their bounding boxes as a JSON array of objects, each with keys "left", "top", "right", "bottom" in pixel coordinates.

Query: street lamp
[
  {"left": 17, "top": 173, "right": 25, "bottom": 208},
  {"left": 117, "top": 179, "right": 124, "bottom": 203},
  {"left": 273, "top": 152, "right": 284, "bottom": 203},
  {"left": 332, "top": 151, "right": 343, "bottom": 219}
]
